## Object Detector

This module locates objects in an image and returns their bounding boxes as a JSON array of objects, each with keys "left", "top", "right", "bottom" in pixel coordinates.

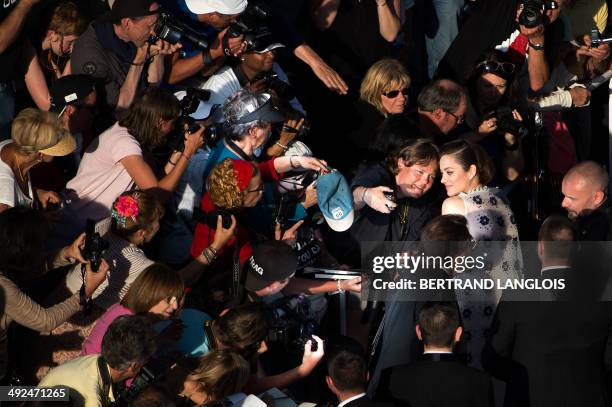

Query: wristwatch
[{"left": 528, "top": 40, "right": 545, "bottom": 51}]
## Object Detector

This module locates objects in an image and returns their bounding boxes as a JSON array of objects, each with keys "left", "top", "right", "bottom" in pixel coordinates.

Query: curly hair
[
  {"left": 207, "top": 158, "right": 259, "bottom": 210},
  {"left": 110, "top": 190, "right": 165, "bottom": 240}
]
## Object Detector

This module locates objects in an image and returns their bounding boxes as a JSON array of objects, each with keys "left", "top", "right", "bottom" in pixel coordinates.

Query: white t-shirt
[
  {"left": 66, "top": 122, "right": 143, "bottom": 222},
  {"left": 64, "top": 218, "right": 154, "bottom": 310},
  {"left": 0, "top": 140, "right": 33, "bottom": 209},
  {"left": 200, "top": 64, "right": 306, "bottom": 122}
]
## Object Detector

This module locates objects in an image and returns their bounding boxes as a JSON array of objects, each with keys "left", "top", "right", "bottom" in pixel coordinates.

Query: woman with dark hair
[
  {"left": 54, "top": 88, "right": 205, "bottom": 246},
  {"left": 0, "top": 206, "right": 108, "bottom": 380},
  {"left": 462, "top": 49, "right": 525, "bottom": 183},
  {"left": 439, "top": 139, "right": 522, "bottom": 368}
]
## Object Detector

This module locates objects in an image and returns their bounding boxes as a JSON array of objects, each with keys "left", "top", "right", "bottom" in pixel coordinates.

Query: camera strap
[
  {"left": 225, "top": 139, "right": 252, "bottom": 161},
  {"left": 79, "top": 263, "right": 92, "bottom": 315},
  {"left": 231, "top": 66, "right": 250, "bottom": 88},
  {"left": 97, "top": 356, "right": 113, "bottom": 406}
]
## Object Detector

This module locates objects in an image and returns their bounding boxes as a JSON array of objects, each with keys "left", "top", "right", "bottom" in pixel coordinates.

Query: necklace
[{"left": 398, "top": 201, "right": 410, "bottom": 225}]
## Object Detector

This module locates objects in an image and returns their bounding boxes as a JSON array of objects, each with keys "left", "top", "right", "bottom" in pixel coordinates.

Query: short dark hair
[
  {"left": 370, "top": 114, "right": 420, "bottom": 162},
  {"left": 417, "top": 79, "right": 465, "bottom": 113},
  {"left": 119, "top": 87, "right": 180, "bottom": 149},
  {"left": 385, "top": 138, "right": 439, "bottom": 175},
  {"left": 440, "top": 139, "right": 495, "bottom": 185},
  {"left": 539, "top": 215, "right": 576, "bottom": 261},
  {"left": 101, "top": 315, "right": 157, "bottom": 371},
  {"left": 417, "top": 302, "right": 460, "bottom": 348},
  {"left": 327, "top": 350, "right": 368, "bottom": 392},
  {"left": 421, "top": 215, "right": 472, "bottom": 258}
]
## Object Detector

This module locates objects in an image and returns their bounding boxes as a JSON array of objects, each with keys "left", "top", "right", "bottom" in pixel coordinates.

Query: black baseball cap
[
  {"left": 244, "top": 241, "right": 298, "bottom": 292},
  {"left": 103, "top": 0, "right": 160, "bottom": 21},
  {"left": 50, "top": 74, "right": 97, "bottom": 113}
]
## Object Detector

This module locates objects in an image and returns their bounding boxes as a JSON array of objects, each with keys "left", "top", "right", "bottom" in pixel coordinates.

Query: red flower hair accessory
[{"left": 111, "top": 195, "right": 140, "bottom": 227}]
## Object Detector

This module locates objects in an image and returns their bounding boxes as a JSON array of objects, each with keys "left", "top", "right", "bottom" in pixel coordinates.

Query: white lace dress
[{"left": 455, "top": 186, "right": 522, "bottom": 368}]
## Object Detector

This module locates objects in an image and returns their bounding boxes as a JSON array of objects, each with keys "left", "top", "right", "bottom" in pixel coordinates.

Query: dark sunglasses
[
  {"left": 476, "top": 60, "right": 516, "bottom": 77},
  {"left": 382, "top": 87, "right": 409, "bottom": 98}
]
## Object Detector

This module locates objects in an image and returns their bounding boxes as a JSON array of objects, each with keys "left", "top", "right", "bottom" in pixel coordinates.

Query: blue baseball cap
[{"left": 316, "top": 171, "right": 354, "bottom": 232}]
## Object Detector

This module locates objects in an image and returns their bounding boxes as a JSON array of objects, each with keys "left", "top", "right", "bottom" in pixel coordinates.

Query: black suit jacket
[
  {"left": 483, "top": 268, "right": 612, "bottom": 407},
  {"left": 343, "top": 395, "right": 393, "bottom": 407},
  {"left": 376, "top": 353, "right": 494, "bottom": 407}
]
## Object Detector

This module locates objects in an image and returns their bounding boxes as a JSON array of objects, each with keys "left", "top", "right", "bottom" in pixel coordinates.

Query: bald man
[
  {"left": 561, "top": 161, "right": 611, "bottom": 240},
  {"left": 416, "top": 79, "right": 468, "bottom": 143}
]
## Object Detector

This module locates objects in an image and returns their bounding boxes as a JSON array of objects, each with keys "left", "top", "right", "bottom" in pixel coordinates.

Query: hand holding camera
[
  {"left": 211, "top": 214, "right": 237, "bottom": 249},
  {"left": 148, "top": 37, "right": 182, "bottom": 57},
  {"left": 364, "top": 186, "right": 397, "bottom": 214},
  {"left": 183, "top": 125, "right": 205, "bottom": 158},
  {"left": 62, "top": 232, "right": 88, "bottom": 264},
  {"left": 84, "top": 258, "right": 110, "bottom": 298},
  {"left": 298, "top": 335, "right": 325, "bottom": 377}
]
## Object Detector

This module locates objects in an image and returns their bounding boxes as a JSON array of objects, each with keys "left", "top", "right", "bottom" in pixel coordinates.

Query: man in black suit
[
  {"left": 377, "top": 302, "right": 494, "bottom": 407},
  {"left": 483, "top": 215, "right": 612, "bottom": 407},
  {"left": 326, "top": 348, "right": 388, "bottom": 407}
]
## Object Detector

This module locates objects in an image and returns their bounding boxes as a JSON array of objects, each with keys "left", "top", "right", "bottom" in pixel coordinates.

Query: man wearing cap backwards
[
  {"left": 165, "top": 0, "right": 348, "bottom": 94},
  {"left": 243, "top": 240, "right": 360, "bottom": 301},
  {"left": 71, "top": 0, "right": 180, "bottom": 115}
]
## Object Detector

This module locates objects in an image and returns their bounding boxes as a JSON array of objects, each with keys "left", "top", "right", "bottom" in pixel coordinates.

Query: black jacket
[
  {"left": 483, "top": 268, "right": 612, "bottom": 407},
  {"left": 377, "top": 353, "right": 494, "bottom": 407}
]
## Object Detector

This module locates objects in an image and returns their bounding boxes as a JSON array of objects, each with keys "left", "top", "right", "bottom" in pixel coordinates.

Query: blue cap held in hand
[{"left": 316, "top": 171, "right": 354, "bottom": 232}]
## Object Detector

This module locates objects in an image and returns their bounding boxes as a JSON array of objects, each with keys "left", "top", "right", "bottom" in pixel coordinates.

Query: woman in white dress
[{"left": 440, "top": 139, "right": 522, "bottom": 368}]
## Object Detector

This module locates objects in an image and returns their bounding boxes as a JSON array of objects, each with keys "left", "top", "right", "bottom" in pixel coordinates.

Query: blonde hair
[
  {"left": 360, "top": 59, "right": 411, "bottom": 116},
  {"left": 11, "top": 108, "right": 70, "bottom": 154},
  {"left": 187, "top": 350, "right": 250, "bottom": 402},
  {"left": 207, "top": 158, "right": 258, "bottom": 210}
]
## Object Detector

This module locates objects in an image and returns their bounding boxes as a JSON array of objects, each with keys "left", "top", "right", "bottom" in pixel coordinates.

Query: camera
[
  {"left": 590, "top": 28, "right": 612, "bottom": 48},
  {"left": 252, "top": 71, "right": 296, "bottom": 102},
  {"left": 492, "top": 107, "right": 529, "bottom": 139},
  {"left": 82, "top": 219, "right": 109, "bottom": 272},
  {"left": 383, "top": 190, "right": 396, "bottom": 203},
  {"left": 192, "top": 207, "right": 233, "bottom": 230},
  {"left": 265, "top": 295, "right": 320, "bottom": 354},
  {"left": 518, "top": 0, "right": 558, "bottom": 28},
  {"left": 148, "top": 12, "right": 209, "bottom": 50},
  {"left": 168, "top": 88, "right": 222, "bottom": 152},
  {"left": 227, "top": 5, "right": 269, "bottom": 42}
]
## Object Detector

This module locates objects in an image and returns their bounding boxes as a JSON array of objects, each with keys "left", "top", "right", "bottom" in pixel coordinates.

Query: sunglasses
[
  {"left": 476, "top": 60, "right": 516, "bottom": 77},
  {"left": 382, "top": 87, "right": 409, "bottom": 98}
]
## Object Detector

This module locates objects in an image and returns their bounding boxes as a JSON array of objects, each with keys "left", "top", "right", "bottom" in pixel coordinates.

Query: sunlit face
[
  {"left": 249, "top": 122, "right": 272, "bottom": 150},
  {"left": 148, "top": 295, "right": 180, "bottom": 319},
  {"left": 49, "top": 32, "right": 79, "bottom": 56},
  {"left": 395, "top": 159, "right": 438, "bottom": 199},
  {"left": 243, "top": 172, "right": 264, "bottom": 207},
  {"left": 476, "top": 73, "right": 508, "bottom": 107},
  {"left": 243, "top": 51, "right": 275, "bottom": 74},
  {"left": 126, "top": 4, "right": 160, "bottom": 47},
  {"left": 440, "top": 154, "right": 475, "bottom": 197},
  {"left": 380, "top": 82, "right": 408, "bottom": 115},
  {"left": 561, "top": 176, "right": 600, "bottom": 219}
]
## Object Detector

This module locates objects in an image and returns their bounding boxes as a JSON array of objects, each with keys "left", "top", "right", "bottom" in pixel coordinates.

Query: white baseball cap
[
  {"left": 174, "top": 90, "right": 214, "bottom": 120},
  {"left": 185, "top": 0, "right": 247, "bottom": 15}
]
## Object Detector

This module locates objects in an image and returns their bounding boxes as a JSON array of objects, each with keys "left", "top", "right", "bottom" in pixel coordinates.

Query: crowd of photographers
[{"left": 2, "top": 0, "right": 612, "bottom": 405}]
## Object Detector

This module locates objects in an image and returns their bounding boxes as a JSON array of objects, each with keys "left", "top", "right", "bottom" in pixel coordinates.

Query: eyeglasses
[
  {"left": 444, "top": 110, "right": 465, "bottom": 125},
  {"left": 382, "top": 88, "right": 409, "bottom": 98},
  {"left": 247, "top": 184, "right": 265, "bottom": 193},
  {"left": 476, "top": 60, "right": 516, "bottom": 77}
]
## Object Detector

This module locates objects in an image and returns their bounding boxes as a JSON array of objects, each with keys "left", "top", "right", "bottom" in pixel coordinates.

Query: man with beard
[{"left": 561, "top": 161, "right": 611, "bottom": 240}]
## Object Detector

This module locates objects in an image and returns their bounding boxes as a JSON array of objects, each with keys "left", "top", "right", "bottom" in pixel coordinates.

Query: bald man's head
[
  {"left": 561, "top": 161, "right": 608, "bottom": 219},
  {"left": 417, "top": 79, "right": 467, "bottom": 135}
]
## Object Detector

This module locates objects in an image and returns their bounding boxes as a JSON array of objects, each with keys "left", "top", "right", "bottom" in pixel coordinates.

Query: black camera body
[
  {"left": 493, "top": 107, "right": 529, "bottom": 139},
  {"left": 265, "top": 295, "right": 319, "bottom": 354},
  {"left": 192, "top": 207, "right": 233, "bottom": 230},
  {"left": 227, "top": 5, "right": 269, "bottom": 41},
  {"left": 148, "top": 12, "right": 209, "bottom": 50},
  {"left": 167, "top": 88, "right": 221, "bottom": 152},
  {"left": 518, "top": 0, "right": 558, "bottom": 28},
  {"left": 82, "top": 219, "right": 109, "bottom": 272},
  {"left": 252, "top": 71, "right": 296, "bottom": 102},
  {"left": 383, "top": 190, "right": 396, "bottom": 203}
]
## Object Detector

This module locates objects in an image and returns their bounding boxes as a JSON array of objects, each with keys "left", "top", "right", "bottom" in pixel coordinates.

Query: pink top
[
  {"left": 82, "top": 303, "right": 133, "bottom": 356},
  {"left": 66, "top": 123, "right": 143, "bottom": 222}
]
